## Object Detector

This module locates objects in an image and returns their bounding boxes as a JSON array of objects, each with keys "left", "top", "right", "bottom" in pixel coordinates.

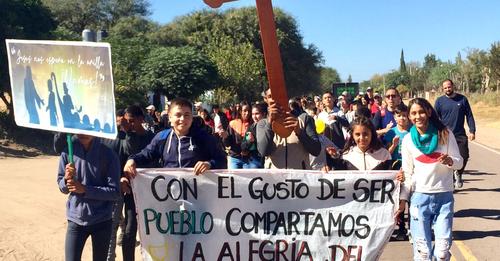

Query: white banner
[
  {"left": 132, "top": 169, "right": 399, "bottom": 261},
  {"left": 5, "top": 39, "right": 116, "bottom": 139}
]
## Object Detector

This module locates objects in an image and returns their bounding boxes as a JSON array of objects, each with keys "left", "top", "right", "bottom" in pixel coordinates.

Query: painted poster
[
  {"left": 5, "top": 39, "right": 116, "bottom": 139},
  {"left": 132, "top": 169, "right": 400, "bottom": 261}
]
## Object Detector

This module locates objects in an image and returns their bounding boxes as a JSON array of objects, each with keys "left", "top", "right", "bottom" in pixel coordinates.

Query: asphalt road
[{"left": 380, "top": 141, "right": 500, "bottom": 261}]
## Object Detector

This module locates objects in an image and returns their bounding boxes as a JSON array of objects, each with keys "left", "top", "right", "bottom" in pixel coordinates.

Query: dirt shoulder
[{"left": 471, "top": 103, "right": 500, "bottom": 151}]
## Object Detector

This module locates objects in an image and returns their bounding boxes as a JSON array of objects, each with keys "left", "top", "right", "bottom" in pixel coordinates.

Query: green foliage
[
  {"left": 42, "top": 0, "right": 149, "bottom": 33},
  {"left": 385, "top": 70, "right": 409, "bottom": 89},
  {"left": 396, "top": 84, "right": 410, "bottom": 96},
  {"left": 367, "top": 74, "right": 386, "bottom": 93},
  {"left": 423, "top": 54, "right": 439, "bottom": 72},
  {"left": 108, "top": 16, "right": 158, "bottom": 39},
  {"left": 153, "top": 7, "right": 323, "bottom": 99},
  {"left": 428, "top": 62, "right": 458, "bottom": 88},
  {"left": 206, "top": 35, "right": 265, "bottom": 102},
  {"left": 320, "top": 67, "right": 341, "bottom": 93},
  {"left": 0, "top": 0, "right": 57, "bottom": 114},
  {"left": 400, "top": 49, "right": 407, "bottom": 73},
  {"left": 347, "top": 74, "right": 352, "bottom": 83},
  {"left": 489, "top": 42, "right": 500, "bottom": 81},
  {"left": 139, "top": 46, "right": 219, "bottom": 100}
]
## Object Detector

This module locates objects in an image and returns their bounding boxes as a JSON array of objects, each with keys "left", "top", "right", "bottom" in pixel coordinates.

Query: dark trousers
[
  {"left": 455, "top": 134, "right": 469, "bottom": 175},
  {"left": 122, "top": 193, "right": 138, "bottom": 261},
  {"left": 65, "top": 219, "right": 112, "bottom": 261}
]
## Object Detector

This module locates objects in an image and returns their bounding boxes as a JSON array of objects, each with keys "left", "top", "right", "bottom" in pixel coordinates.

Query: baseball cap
[{"left": 146, "top": 105, "right": 155, "bottom": 110}]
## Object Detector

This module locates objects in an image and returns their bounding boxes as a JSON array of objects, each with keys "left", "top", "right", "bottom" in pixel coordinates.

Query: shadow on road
[
  {"left": 453, "top": 230, "right": 500, "bottom": 240},
  {"left": 464, "top": 169, "right": 496, "bottom": 176},
  {"left": 463, "top": 178, "right": 484, "bottom": 182},
  {"left": 455, "top": 187, "right": 500, "bottom": 194},
  {"left": 454, "top": 208, "right": 500, "bottom": 220}
]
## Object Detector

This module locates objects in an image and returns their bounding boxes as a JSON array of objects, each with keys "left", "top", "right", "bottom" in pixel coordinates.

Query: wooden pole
[{"left": 255, "top": 0, "right": 289, "bottom": 112}]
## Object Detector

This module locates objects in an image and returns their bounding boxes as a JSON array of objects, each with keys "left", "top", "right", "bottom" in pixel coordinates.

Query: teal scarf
[{"left": 410, "top": 123, "right": 438, "bottom": 155}]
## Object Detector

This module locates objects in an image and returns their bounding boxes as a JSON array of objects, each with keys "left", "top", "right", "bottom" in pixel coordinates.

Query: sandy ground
[
  {"left": 0, "top": 155, "right": 143, "bottom": 261},
  {"left": 0, "top": 102, "right": 498, "bottom": 261}
]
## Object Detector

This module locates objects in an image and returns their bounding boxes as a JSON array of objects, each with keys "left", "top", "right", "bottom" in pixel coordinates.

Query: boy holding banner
[
  {"left": 57, "top": 134, "right": 120, "bottom": 261},
  {"left": 124, "top": 98, "right": 227, "bottom": 177}
]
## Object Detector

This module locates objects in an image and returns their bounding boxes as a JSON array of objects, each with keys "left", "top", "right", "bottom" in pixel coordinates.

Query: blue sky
[{"left": 149, "top": 0, "right": 500, "bottom": 82}]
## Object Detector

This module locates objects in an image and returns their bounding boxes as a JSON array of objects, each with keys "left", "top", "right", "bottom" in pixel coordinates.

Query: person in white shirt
[
  {"left": 398, "top": 98, "right": 463, "bottom": 261},
  {"left": 318, "top": 92, "right": 349, "bottom": 150}
]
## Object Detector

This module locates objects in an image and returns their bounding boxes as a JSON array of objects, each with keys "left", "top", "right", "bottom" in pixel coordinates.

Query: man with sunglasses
[{"left": 372, "top": 87, "right": 403, "bottom": 136}]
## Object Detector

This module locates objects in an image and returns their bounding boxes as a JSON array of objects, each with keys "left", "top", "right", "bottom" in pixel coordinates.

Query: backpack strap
[{"left": 157, "top": 128, "right": 172, "bottom": 167}]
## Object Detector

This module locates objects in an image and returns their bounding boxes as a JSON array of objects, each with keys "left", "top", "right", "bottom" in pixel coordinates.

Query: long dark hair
[
  {"left": 408, "top": 98, "right": 449, "bottom": 144},
  {"left": 342, "top": 116, "right": 383, "bottom": 153}
]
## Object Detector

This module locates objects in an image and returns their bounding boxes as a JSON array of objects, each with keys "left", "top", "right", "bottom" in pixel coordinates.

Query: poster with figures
[{"left": 5, "top": 39, "right": 116, "bottom": 139}]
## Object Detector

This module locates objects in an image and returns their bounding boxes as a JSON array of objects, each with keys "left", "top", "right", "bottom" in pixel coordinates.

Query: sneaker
[{"left": 454, "top": 170, "right": 463, "bottom": 189}]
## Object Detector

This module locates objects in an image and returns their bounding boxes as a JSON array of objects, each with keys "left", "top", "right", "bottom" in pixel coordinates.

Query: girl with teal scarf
[
  {"left": 410, "top": 122, "right": 438, "bottom": 155},
  {"left": 397, "top": 98, "right": 463, "bottom": 261}
]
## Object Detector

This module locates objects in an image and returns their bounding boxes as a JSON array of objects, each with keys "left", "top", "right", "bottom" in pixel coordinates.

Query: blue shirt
[
  {"left": 57, "top": 138, "right": 120, "bottom": 226},
  {"left": 372, "top": 109, "right": 396, "bottom": 130},
  {"left": 435, "top": 93, "right": 476, "bottom": 136},
  {"left": 383, "top": 126, "right": 409, "bottom": 160}
]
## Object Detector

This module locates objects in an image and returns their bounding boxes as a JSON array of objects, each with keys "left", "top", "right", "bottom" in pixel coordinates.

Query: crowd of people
[{"left": 56, "top": 78, "right": 476, "bottom": 261}]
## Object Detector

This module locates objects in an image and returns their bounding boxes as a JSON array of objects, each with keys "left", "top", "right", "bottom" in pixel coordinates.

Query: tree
[
  {"left": 0, "top": 0, "right": 56, "bottom": 117},
  {"left": 428, "top": 62, "right": 459, "bottom": 89},
  {"left": 105, "top": 17, "right": 159, "bottom": 109},
  {"left": 386, "top": 70, "right": 410, "bottom": 89},
  {"left": 368, "top": 74, "right": 386, "bottom": 93},
  {"left": 400, "top": 49, "right": 407, "bottom": 73},
  {"left": 206, "top": 36, "right": 265, "bottom": 102},
  {"left": 489, "top": 42, "right": 500, "bottom": 93},
  {"left": 319, "top": 67, "right": 341, "bottom": 93},
  {"left": 139, "top": 47, "right": 219, "bottom": 100},
  {"left": 156, "top": 7, "right": 324, "bottom": 98},
  {"left": 347, "top": 74, "right": 353, "bottom": 83},
  {"left": 463, "top": 48, "right": 489, "bottom": 93},
  {"left": 42, "top": 0, "right": 150, "bottom": 34}
]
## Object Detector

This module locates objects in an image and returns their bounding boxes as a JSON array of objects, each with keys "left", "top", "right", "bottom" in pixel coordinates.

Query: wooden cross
[{"left": 204, "top": 0, "right": 292, "bottom": 137}]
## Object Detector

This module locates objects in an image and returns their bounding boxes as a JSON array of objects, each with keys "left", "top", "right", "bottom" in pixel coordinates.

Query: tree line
[
  {"left": 360, "top": 46, "right": 500, "bottom": 97},
  {"left": 2, "top": 0, "right": 498, "bottom": 123},
  {"left": 1, "top": 0, "right": 336, "bottom": 119}
]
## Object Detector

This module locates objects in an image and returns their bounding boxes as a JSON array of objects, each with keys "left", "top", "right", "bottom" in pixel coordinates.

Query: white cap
[
  {"left": 146, "top": 105, "right": 155, "bottom": 110},
  {"left": 194, "top": 101, "right": 203, "bottom": 107},
  {"left": 359, "top": 92, "right": 364, "bottom": 96}
]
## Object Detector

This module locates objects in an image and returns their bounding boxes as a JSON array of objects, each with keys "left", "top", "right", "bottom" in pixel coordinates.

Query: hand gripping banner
[{"left": 132, "top": 169, "right": 400, "bottom": 261}]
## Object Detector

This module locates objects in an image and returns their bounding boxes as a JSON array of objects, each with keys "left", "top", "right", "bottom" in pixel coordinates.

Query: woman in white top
[{"left": 398, "top": 98, "right": 463, "bottom": 261}]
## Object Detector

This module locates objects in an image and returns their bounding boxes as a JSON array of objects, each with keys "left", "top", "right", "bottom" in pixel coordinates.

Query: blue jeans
[
  {"left": 409, "top": 192, "right": 454, "bottom": 261},
  {"left": 65, "top": 219, "right": 112, "bottom": 261},
  {"left": 228, "top": 156, "right": 262, "bottom": 169}
]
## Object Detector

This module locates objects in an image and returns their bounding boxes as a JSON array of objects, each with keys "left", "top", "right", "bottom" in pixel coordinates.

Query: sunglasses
[{"left": 385, "top": 94, "right": 399, "bottom": 99}]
